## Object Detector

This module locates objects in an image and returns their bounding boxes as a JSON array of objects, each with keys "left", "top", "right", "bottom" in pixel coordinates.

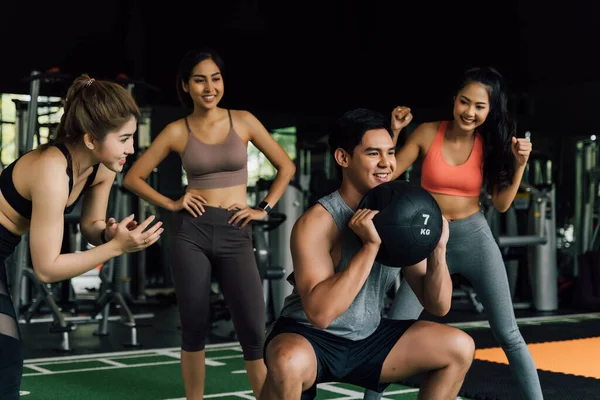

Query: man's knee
[
  {"left": 449, "top": 330, "right": 475, "bottom": 369},
  {"left": 265, "top": 334, "right": 316, "bottom": 383}
]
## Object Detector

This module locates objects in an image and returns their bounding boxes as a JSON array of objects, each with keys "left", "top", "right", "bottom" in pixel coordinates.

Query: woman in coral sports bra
[
  {"left": 363, "top": 67, "right": 543, "bottom": 400},
  {"left": 123, "top": 49, "right": 295, "bottom": 400}
]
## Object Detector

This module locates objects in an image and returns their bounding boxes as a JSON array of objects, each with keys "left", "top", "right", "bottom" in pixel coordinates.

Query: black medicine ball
[{"left": 358, "top": 181, "right": 443, "bottom": 267}]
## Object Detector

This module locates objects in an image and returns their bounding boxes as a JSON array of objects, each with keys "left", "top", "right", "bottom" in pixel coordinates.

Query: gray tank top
[{"left": 279, "top": 190, "right": 400, "bottom": 340}]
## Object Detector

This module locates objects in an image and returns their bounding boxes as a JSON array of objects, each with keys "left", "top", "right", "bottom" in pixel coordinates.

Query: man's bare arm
[{"left": 292, "top": 206, "right": 380, "bottom": 328}]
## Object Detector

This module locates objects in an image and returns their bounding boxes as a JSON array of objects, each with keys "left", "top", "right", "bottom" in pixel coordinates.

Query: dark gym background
[{"left": 2, "top": 1, "right": 596, "bottom": 214}]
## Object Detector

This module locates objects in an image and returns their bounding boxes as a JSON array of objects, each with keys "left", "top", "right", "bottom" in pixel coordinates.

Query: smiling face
[
  {"left": 181, "top": 58, "right": 224, "bottom": 110},
  {"left": 453, "top": 81, "right": 491, "bottom": 132},
  {"left": 92, "top": 115, "right": 137, "bottom": 172},
  {"left": 336, "top": 128, "right": 396, "bottom": 195}
]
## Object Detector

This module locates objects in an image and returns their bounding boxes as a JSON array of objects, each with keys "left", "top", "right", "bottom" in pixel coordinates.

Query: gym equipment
[
  {"left": 358, "top": 181, "right": 443, "bottom": 268},
  {"left": 18, "top": 256, "right": 76, "bottom": 352},
  {"left": 21, "top": 69, "right": 71, "bottom": 153},
  {"left": 252, "top": 212, "right": 287, "bottom": 324},
  {"left": 483, "top": 181, "right": 558, "bottom": 311},
  {"left": 297, "top": 141, "right": 339, "bottom": 209},
  {"left": 90, "top": 172, "right": 141, "bottom": 347},
  {"left": 268, "top": 183, "right": 305, "bottom": 318},
  {"left": 10, "top": 99, "right": 62, "bottom": 159},
  {"left": 574, "top": 137, "right": 599, "bottom": 275}
]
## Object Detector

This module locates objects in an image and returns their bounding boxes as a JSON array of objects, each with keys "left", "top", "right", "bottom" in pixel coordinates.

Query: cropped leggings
[{"left": 169, "top": 206, "right": 265, "bottom": 360}]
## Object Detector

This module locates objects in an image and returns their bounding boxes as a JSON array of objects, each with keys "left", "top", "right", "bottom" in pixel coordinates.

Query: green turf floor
[
  {"left": 22, "top": 312, "right": 600, "bottom": 399},
  {"left": 21, "top": 343, "right": 467, "bottom": 399}
]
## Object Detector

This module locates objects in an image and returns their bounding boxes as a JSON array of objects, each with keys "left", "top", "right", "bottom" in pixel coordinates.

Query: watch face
[{"left": 259, "top": 201, "right": 272, "bottom": 214}]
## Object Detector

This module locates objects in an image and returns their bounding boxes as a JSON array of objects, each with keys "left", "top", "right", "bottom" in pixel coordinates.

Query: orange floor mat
[{"left": 475, "top": 337, "right": 600, "bottom": 379}]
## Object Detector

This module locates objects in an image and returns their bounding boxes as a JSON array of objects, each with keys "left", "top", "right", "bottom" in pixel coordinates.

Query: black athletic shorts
[{"left": 264, "top": 316, "right": 417, "bottom": 400}]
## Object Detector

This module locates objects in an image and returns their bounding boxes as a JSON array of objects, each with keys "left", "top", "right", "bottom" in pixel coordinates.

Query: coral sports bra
[{"left": 421, "top": 121, "right": 483, "bottom": 197}]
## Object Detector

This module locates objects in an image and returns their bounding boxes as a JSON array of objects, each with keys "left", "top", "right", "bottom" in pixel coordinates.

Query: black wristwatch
[{"left": 257, "top": 201, "right": 272, "bottom": 215}]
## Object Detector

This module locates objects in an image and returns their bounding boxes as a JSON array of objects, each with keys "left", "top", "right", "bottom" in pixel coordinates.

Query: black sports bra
[{"left": 0, "top": 143, "right": 99, "bottom": 219}]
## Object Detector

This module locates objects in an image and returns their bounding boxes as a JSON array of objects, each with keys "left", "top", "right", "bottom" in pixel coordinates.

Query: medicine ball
[{"left": 358, "top": 181, "right": 443, "bottom": 267}]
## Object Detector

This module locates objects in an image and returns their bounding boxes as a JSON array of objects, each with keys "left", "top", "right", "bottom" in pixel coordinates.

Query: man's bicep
[
  {"left": 401, "top": 259, "right": 427, "bottom": 305},
  {"left": 291, "top": 218, "right": 335, "bottom": 300}
]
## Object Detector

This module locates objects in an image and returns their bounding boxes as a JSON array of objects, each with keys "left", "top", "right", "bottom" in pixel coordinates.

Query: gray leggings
[{"left": 364, "top": 211, "right": 543, "bottom": 400}]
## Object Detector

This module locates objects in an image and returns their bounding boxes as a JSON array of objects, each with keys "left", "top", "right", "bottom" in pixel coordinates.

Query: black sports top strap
[
  {"left": 0, "top": 144, "right": 100, "bottom": 218},
  {"left": 54, "top": 142, "right": 74, "bottom": 195},
  {"left": 55, "top": 142, "right": 100, "bottom": 215},
  {"left": 85, "top": 164, "right": 100, "bottom": 188}
]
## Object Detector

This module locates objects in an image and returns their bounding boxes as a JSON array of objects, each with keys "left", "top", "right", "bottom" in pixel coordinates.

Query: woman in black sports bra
[{"left": 0, "top": 74, "right": 163, "bottom": 399}]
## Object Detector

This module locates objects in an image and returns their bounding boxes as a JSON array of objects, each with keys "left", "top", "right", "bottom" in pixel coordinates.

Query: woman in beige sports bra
[{"left": 124, "top": 49, "right": 295, "bottom": 400}]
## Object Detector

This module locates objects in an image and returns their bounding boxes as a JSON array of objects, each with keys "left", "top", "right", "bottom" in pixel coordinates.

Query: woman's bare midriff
[
  {"left": 430, "top": 192, "right": 481, "bottom": 221},
  {"left": 186, "top": 184, "right": 248, "bottom": 209}
]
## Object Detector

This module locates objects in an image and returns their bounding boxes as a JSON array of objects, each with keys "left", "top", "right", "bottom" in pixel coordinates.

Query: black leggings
[
  {"left": 0, "top": 225, "right": 22, "bottom": 400},
  {"left": 169, "top": 206, "right": 265, "bottom": 360}
]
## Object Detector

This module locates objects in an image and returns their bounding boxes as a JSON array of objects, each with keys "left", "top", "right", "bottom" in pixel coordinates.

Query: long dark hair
[
  {"left": 457, "top": 67, "right": 515, "bottom": 192},
  {"left": 175, "top": 49, "right": 225, "bottom": 110}
]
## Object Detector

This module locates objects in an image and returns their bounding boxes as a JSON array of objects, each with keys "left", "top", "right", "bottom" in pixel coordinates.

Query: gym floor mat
[
  {"left": 475, "top": 336, "right": 600, "bottom": 379},
  {"left": 400, "top": 318, "right": 600, "bottom": 399}
]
